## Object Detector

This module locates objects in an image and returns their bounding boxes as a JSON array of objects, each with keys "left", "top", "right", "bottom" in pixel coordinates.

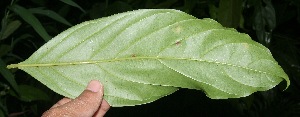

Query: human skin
[{"left": 42, "top": 80, "right": 110, "bottom": 117}]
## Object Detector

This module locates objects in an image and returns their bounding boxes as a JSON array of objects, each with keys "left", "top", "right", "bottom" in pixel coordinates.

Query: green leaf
[
  {"left": 105, "top": 1, "right": 133, "bottom": 16},
  {"left": 253, "top": 0, "right": 276, "bottom": 46},
  {"left": 28, "top": 8, "right": 72, "bottom": 26},
  {"left": 9, "top": 85, "right": 50, "bottom": 102},
  {"left": 7, "top": 9, "right": 289, "bottom": 107},
  {"left": 10, "top": 5, "right": 51, "bottom": 41},
  {"left": 0, "top": 20, "right": 22, "bottom": 40},
  {"left": 217, "top": 0, "right": 243, "bottom": 28},
  {"left": 0, "top": 104, "right": 7, "bottom": 117},
  {"left": 0, "top": 59, "right": 19, "bottom": 94},
  {"left": 59, "top": 0, "right": 85, "bottom": 13},
  {"left": 0, "top": 44, "right": 11, "bottom": 57}
]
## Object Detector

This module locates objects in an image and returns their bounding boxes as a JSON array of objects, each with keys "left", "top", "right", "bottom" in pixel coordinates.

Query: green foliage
[
  {"left": 0, "top": 0, "right": 299, "bottom": 116},
  {"left": 28, "top": 8, "right": 72, "bottom": 26},
  {"left": 251, "top": 0, "right": 276, "bottom": 47},
  {"left": 10, "top": 4, "right": 52, "bottom": 42},
  {"left": 0, "top": 59, "right": 19, "bottom": 93},
  {"left": 7, "top": 9, "right": 289, "bottom": 107},
  {"left": 217, "top": 0, "right": 243, "bottom": 28},
  {"left": 59, "top": 0, "right": 86, "bottom": 13}
]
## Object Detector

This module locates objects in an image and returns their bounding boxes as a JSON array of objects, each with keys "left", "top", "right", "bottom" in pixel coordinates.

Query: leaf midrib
[{"left": 9, "top": 56, "right": 270, "bottom": 76}]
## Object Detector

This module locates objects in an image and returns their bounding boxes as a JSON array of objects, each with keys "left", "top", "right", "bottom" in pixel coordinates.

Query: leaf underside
[{"left": 7, "top": 9, "right": 289, "bottom": 107}]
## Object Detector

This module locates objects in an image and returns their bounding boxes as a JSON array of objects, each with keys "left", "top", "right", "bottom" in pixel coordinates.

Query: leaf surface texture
[{"left": 8, "top": 9, "right": 289, "bottom": 107}]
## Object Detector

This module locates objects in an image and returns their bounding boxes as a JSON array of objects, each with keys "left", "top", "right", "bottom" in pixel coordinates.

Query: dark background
[{"left": 0, "top": 0, "right": 299, "bottom": 116}]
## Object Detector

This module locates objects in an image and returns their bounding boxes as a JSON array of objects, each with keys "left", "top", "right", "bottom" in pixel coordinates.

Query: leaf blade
[
  {"left": 7, "top": 9, "right": 289, "bottom": 107},
  {"left": 59, "top": 0, "right": 85, "bottom": 13},
  {"left": 10, "top": 5, "right": 51, "bottom": 41},
  {"left": 28, "top": 8, "right": 72, "bottom": 26},
  {"left": 0, "top": 59, "right": 19, "bottom": 94}
]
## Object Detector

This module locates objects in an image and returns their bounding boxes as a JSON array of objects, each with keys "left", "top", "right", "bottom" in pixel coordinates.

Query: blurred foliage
[{"left": 0, "top": 0, "right": 299, "bottom": 116}]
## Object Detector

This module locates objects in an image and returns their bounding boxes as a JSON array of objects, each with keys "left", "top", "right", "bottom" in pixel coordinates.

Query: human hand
[{"left": 42, "top": 80, "right": 110, "bottom": 117}]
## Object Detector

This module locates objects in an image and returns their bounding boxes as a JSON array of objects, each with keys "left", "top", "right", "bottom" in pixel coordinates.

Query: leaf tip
[
  {"left": 283, "top": 78, "right": 290, "bottom": 91},
  {"left": 7, "top": 64, "right": 18, "bottom": 69}
]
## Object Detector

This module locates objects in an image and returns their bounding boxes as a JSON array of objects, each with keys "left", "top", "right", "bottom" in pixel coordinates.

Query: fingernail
[{"left": 86, "top": 80, "right": 101, "bottom": 92}]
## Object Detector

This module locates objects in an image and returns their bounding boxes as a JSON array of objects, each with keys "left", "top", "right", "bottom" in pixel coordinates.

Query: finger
[
  {"left": 63, "top": 80, "right": 104, "bottom": 116},
  {"left": 42, "top": 80, "right": 107, "bottom": 117},
  {"left": 93, "top": 99, "right": 111, "bottom": 117},
  {"left": 50, "top": 98, "right": 72, "bottom": 108},
  {"left": 46, "top": 80, "right": 104, "bottom": 117}
]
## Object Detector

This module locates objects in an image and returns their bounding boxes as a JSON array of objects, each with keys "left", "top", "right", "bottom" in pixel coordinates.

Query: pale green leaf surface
[{"left": 7, "top": 9, "right": 289, "bottom": 107}]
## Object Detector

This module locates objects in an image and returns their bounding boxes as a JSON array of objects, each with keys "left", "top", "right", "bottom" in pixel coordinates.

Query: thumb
[
  {"left": 44, "top": 80, "right": 104, "bottom": 117},
  {"left": 66, "top": 80, "right": 104, "bottom": 116}
]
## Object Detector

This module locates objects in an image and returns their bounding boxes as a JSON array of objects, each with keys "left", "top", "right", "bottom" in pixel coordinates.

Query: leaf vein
[
  {"left": 95, "top": 64, "right": 147, "bottom": 100},
  {"left": 114, "top": 19, "right": 199, "bottom": 58},
  {"left": 90, "top": 11, "right": 179, "bottom": 59},
  {"left": 54, "top": 14, "right": 132, "bottom": 62},
  {"left": 35, "top": 68, "right": 74, "bottom": 98},
  {"left": 158, "top": 59, "right": 235, "bottom": 95},
  {"left": 14, "top": 56, "right": 278, "bottom": 78}
]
